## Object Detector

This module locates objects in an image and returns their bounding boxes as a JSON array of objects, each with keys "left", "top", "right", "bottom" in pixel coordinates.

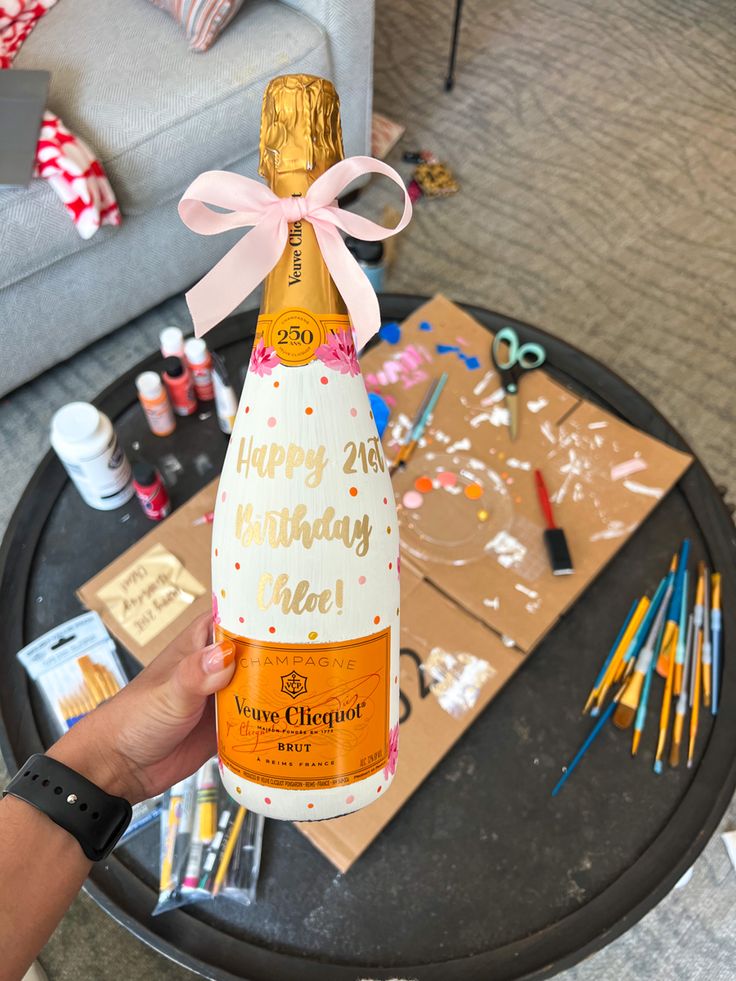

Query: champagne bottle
[{"left": 213, "top": 75, "right": 400, "bottom": 821}]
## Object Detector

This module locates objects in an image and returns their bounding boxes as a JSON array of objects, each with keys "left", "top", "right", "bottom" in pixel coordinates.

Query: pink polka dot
[
  {"left": 267, "top": 416, "right": 276, "bottom": 427},
  {"left": 346, "top": 794, "right": 355, "bottom": 804},
  {"left": 350, "top": 408, "right": 357, "bottom": 417},
  {"left": 402, "top": 490, "right": 424, "bottom": 510},
  {"left": 239, "top": 616, "right": 244, "bottom": 623},
  {"left": 320, "top": 376, "right": 328, "bottom": 385},
  {"left": 264, "top": 797, "right": 271, "bottom": 805},
  {"left": 358, "top": 576, "right": 366, "bottom": 585},
  {"left": 221, "top": 491, "right": 227, "bottom": 502},
  {"left": 383, "top": 497, "right": 388, "bottom": 505},
  {"left": 438, "top": 471, "right": 457, "bottom": 488}
]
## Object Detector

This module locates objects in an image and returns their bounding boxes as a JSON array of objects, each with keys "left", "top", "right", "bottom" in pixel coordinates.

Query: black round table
[{"left": 1, "top": 295, "right": 734, "bottom": 981}]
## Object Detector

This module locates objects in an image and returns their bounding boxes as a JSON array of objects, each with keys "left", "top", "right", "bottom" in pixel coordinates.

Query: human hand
[{"left": 48, "top": 613, "right": 234, "bottom": 803}]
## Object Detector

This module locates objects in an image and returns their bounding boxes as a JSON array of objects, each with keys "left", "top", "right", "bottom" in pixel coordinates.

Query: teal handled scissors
[{"left": 491, "top": 327, "right": 546, "bottom": 441}]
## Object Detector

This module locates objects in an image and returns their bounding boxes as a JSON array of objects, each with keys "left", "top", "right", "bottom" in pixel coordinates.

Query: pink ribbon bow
[{"left": 178, "top": 156, "right": 413, "bottom": 350}]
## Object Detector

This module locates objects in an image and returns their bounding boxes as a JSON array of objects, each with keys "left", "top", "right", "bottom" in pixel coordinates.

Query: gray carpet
[{"left": 2, "top": 0, "right": 736, "bottom": 978}]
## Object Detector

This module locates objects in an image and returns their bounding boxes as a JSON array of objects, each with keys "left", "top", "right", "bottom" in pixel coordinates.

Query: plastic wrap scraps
[
  {"left": 422, "top": 647, "right": 496, "bottom": 718},
  {"left": 154, "top": 758, "right": 265, "bottom": 915}
]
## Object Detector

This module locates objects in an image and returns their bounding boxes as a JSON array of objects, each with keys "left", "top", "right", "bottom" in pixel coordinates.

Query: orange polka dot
[
  {"left": 235, "top": 562, "right": 240, "bottom": 570},
  {"left": 464, "top": 483, "right": 483, "bottom": 500},
  {"left": 349, "top": 486, "right": 358, "bottom": 497},
  {"left": 214, "top": 548, "right": 218, "bottom": 556},
  {"left": 374, "top": 615, "right": 381, "bottom": 624},
  {"left": 500, "top": 471, "right": 509, "bottom": 480},
  {"left": 273, "top": 381, "right": 279, "bottom": 388},
  {"left": 307, "top": 802, "right": 314, "bottom": 809},
  {"left": 415, "top": 476, "right": 433, "bottom": 494},
  {"left": 305, "top": 406, "right": 313, "bottom": 415},
  {"left": 515, "top": 496, "right": 523, "bottom": 504}
]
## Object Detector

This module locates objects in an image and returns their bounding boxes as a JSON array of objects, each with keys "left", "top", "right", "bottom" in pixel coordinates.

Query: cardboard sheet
[{"left": 78, "top": 295, "right": 692, "bottom": 870}]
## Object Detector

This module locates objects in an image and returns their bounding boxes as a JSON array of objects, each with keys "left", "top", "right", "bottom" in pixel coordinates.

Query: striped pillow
[{"left": 149, "top": 0, "right": 246, "bottom": 52}]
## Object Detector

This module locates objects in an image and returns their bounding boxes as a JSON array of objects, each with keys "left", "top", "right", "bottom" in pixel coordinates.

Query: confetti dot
[
  {"left": 349, "top": 486, "right": 358, "bottom": 497},
  {"left": 402, "top": 489, "right": 424, "bottom": 510},
  {"left": 350, "top": 408, "right": 357, "bottom": 417},
  {"left": 374, "top": 615, "right": 381, "bottom": 624},
  {"left": 515, "top": 496, "right": 523, "bottom": 504},
  {"left": 437, "top": 470, "right": 457, "bottom": 488},
  {"left": 477, "top": 509, "right": 489, "bottom": 522},
  {"left": 235, "top": 562, "right": 240, "bottom": 570},
  {"left": 264, "top": 797, "right": 271, "bottom": 805},
  {"left": 267, "top": 416, "right": 276, "bottom": 427},
  {"left": 506, "top": 477, "right": 514, "bottom": 485},
  {"left": 464, "top": 482, "right": 483, "bottom": 500},
  {"left": 498, "top": 452, "right": 506, "bottom": 461},
  {"left": 221, "top": 491, "right": 227, "bottom": 502},
  {"left": 419, "top": 321, "right": 432, "bottom": 331},
  {"left": 500, "top": 471, "right": 509, "bottom": 480},
  {"left": 308, "top": 631, "right": 318, "bottom": 640},
  {"left": 307, "top": 803, "right": 314, "bottom": 809},
  {"left": 220, "top": 589, "right": 226, "bottom": 598},
  {"left": 239, "top": 616, "right": 245, "bottom": 623},
  {"left": 320, "top": 376, "right": 328, "bottom": 385},
  {"left": 415, "top": 476, "right": 433, "bottom": 494},
  {"left": 358, "top": 576, "right": 366, "bottom": 585},
  {"left": 305, "top": 406, "right": 313, "bottom": 415},
  {"left": 346, "top": 794, "right": 355, "bottom": 804},
  {"left": 273, "top": 381, "right": 279, "bottom": 388}
]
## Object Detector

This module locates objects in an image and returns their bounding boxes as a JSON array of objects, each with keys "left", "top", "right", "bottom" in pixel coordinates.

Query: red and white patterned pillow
[{"left": 148, "top": 0, "right": 246, "bottom": 52}]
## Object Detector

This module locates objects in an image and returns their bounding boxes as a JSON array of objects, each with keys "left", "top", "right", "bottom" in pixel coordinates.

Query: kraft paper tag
[{"left": 96, "top": 543, "right": 205, "bottom": 646}]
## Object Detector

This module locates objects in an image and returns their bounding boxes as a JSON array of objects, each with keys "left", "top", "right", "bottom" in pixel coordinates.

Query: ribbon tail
[
  {"left": 313, "top": 224, "right": 381, "bottom": 352},
  {"left": 186, "top": 214, "right": 286, "bottom": 337}
]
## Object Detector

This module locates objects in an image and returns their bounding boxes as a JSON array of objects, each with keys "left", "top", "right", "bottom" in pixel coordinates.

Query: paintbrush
[
  {"left": 389, "top": 372, "right": 448, "bottom": 475},
  {"left": 654, "top": 569, "right": 688, "bottom": 773},
  {"left": 670, "top": 613, "right": 694, "bottom": 767},
  {"left": 632, "top": 609, "right": 667, "bottom": 756},
  {"left": 711, "top": 573, "right": 722, "bottom": 715},
  {"left": 613, "top": 567, "right": 675, "bottom": 730},
  {"left": 701, "top": 566, "right": 712, "bottom": 708},
  {"left": 687, "top": 564, "right": 705, "bottom": 768},
  {"left": 583, "top": 600, "right": 637, "bottom": 714},
  {"left": 674, "top": 567, "right": 690, "bottom": 696},
  {"left": 613, "top": 577, "right": 667, "bottom": 683},
  {"left": 656, "top": 541, "right": 688, "bottom": 677},
  {"left": 589, "top": 597, "right": 649, "bottom": 715}
]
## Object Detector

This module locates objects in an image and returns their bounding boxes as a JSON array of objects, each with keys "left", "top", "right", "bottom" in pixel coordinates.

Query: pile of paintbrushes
[{"left": 553, "top": 540, "right": 723, "bottom": 795}]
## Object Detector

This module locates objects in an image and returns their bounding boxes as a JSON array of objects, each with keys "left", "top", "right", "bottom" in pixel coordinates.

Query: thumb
[{"left": 170, "top": 640, "right": 236, "bottom": 714}]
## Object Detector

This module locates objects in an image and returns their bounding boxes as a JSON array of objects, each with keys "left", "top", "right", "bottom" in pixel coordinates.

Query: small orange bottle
[{"left": 136, "top": 371, "right": 176, "bottom": 436}]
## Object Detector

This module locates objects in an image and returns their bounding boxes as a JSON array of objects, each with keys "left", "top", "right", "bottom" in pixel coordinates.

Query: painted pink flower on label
[
  {"left": 212, "top": 591, "right": 221, "bottom": 625},
  {"left": 384, "top": 722, "right": 400, "bottom": 780},
  {"left": 315, "top": 331, "right": 360, "bottom": 376},
  {"left": 249, "top": 339, "right": 280, "bottom": 376}
]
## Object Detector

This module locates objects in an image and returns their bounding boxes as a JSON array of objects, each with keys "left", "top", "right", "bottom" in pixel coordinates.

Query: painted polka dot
[
  {"left": 269, "top": 626, "right": 276, "bottom": 634},
  {"left": 396, "top": 607, "right": 399, "bottom": 615},
  {"left": 349, "top": 486, "right": 358, "bottom": 497},
  {"left": 388, "top": 562, "right": 393, "bottom": 570},
  {"left": 374, "top": 615, "right": 381, "bottom": 625},
  {"left": 438, "top": 470, "right": 457, "bottom": 488},
  {"left": 402, "top": 489, "right": 424, "bottom": 510},
  {"left": 506, "top": 477, "right": 514, "bottom": 485},
  {"left": 500, "top": 471, "right": 509, "bottom": 480},
  {"left": 245, "top": 405, "right": 250, "bottom": 413},
  {"left": 308, "top": 631, "right": 318, "bottom": 640},
  {"left": 383, "top": 497, "right": 388, "bottom": 505},
  {"left": 387, "top": 525, "right": 392, "bottom": 534},
  {"left": 320, "top": 376, "right": 328, "bottom": 385},
  {"left": 221, "top": 491, "right": 227, "bottom": 502},
  {"left": 239, "top": 616, "right": 245, "bottom": 623},
  {"left": 464, "top": 482, "right": 483, "bottom": 500},
  {"left": 369, "top": 410, "right": 373, "bottom": 419},
  {"left": 358, "top": 575, "right": 366, "bottom": 585},
  {"left": 235, "top": 562, "right": 240, "bottom": 570},
  {"left": 267, "top": 416, "right": 276, "bottom": 427},
  {"left": 220, "top": 588, "right": 226, "bottom": 598},
  {"left": 305, "top": 406, "right": 313, "bottom": 415},
  {"left": 394, "top": 675, "right": 398, "bottom": 684},
  {"left": 236, "top": 786, "right": 242, "bottom": 794},
  {"left": 214, "top": 548, "right": 218, "bottom": 557},
  {"left": 415, "top": 476, "right": 433, "bottom": 494},
  {"left": 264, "top": 797, "right": 271, "bottom": 805},
  {"left": 377, "top": 785, "right": 382, "bottom": 794},
  {"left": 477, "top": 509, "right": 489, "bottom": 522},
  {"left": 346, "top": 794, "right": 355, "bottom": 804},
  {"left": 350, "top": 408, "right": 357, "bottom": 417},
  {"left": 273, "top": 381, "right": 279, "bottom": 388},
  {"left": 307, "top": 802, "right": 314, "bottom": 809}
]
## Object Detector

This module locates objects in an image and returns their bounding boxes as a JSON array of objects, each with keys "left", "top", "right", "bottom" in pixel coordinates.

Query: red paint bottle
[
  {"left": 162, "top": 357, "right": 197, "bottom": 416},
  {"left": 132, "top": 461, "right": 171, "bottom": 521}
]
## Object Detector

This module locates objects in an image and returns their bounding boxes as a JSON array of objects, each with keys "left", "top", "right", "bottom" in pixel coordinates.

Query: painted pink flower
[
  {"left": 384, "top": 722, "right": 400, "bottom": 780},
  {"left": 212, "top": 591, "right": 221, "bottom": 626},
  {"left": 315, "top": 331, "right": 359, "bottom": 376},
  {"left": 249, "top": 339, "right": 280, "bottom": 377}
]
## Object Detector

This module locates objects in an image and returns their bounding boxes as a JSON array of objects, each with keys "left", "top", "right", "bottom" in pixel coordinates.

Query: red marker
[
  {"left": 534, "top": 469, "right": 574, "bottom": 575},
  {"left": 133, "top": 462, "right": 171, "bottom": 521}
]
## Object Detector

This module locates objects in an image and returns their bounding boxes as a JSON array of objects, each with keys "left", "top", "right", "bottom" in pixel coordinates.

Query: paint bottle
[
  {"left": 132, "top": 461, "right": 171, "bottom": 521},
  {"left": 136, "top": 371, "right": 176, "bottom": 436},
  {"left": 160, "top": 326, "right": 185, "bottom": 359},
  {"left": 162, "top": 357, "right": 197, "bottom": 416},
  {"left": 210, "top": 75, "right": 402, "bottom": 822},
  {"left": 345, "top": 236, "right": 385, "bottom": 292},
  {"left": 210, "top": 351, "right": 238, "bottom": 435},
  {"left": 50, "top": 402, "right": 134, "bottom": 510},
  {"left": 184, "top": 338, "right": 215, "bottom": 403}
]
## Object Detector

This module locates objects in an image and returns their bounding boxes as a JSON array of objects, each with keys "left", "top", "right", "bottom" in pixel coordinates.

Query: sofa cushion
[
  {"left": 147, "top": 0, "right": 247, "bottom": 52},
  {"left": 2, "top": 0, "right": 330, "bottom": 289}
]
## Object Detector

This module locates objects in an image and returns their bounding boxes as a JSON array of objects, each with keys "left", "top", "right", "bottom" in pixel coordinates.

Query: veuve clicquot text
[{"left": 213, "top": 75, "right": 400, "bottom": 820}]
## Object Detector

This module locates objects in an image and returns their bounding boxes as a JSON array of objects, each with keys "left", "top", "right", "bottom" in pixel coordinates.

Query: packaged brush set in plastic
[{"left": 153, "top": 758, "right": 265, "bottom": 915}]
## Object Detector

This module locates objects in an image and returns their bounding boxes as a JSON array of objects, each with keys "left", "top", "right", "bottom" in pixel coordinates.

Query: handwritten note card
[{"left": 96, "top": 543, "right": 205, "bottom": 646}]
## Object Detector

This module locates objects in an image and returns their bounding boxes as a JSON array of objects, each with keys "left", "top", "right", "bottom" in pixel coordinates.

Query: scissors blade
[{"left": 506, "top": 391, "right": 519, "bottom": 441}]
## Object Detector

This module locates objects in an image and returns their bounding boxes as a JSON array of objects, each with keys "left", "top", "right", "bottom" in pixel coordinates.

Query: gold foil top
[{"left": 259, "top": 74, "right": 344, "bottom": 186}]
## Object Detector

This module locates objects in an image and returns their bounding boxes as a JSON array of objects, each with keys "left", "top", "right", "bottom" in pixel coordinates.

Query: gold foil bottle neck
[{"left": 259, "top": 74, "right": 344, "bottom": 187}]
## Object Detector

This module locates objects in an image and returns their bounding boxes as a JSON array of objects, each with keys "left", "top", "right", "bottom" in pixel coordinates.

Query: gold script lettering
[
  {"left": 235, "top": 504, "right": 372, "bottom": 557},
  {"left": 257, "top": 572, "right": 344, "bottom": 615},
  {"left": 236, "top": 435, "right": 328, "bottom": 488}
]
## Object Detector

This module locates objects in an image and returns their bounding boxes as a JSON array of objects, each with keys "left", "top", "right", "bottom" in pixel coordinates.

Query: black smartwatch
[{"left": 3, "top": 754, "right": 132, "bottom": 860}]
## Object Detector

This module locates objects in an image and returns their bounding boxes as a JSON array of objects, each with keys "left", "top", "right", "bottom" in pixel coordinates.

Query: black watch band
[{"left": 3, "top": 754, "right": 132, "bottom": 861}]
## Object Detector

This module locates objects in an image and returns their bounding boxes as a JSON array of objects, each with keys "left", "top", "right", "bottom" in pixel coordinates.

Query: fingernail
[{"left": 202, "top": 641, "right": 235, "bottom": 674}]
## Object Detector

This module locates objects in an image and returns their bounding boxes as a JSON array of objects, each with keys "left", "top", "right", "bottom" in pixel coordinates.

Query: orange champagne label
[
  {"left": 215, "top": 625, "right": 390, "bottom": 790},
  {"left": 256, "top": 309, "right": 351, "bottom": 367}
]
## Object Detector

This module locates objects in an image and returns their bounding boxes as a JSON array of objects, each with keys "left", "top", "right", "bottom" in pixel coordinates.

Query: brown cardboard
[{"left": 78, "top": 295, "right": 691, "bottom": 871}]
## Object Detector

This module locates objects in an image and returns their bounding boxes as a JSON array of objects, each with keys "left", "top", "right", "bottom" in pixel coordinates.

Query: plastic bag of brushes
[{"left": 153, "top": 758, "right": 265, "bottom": 915}]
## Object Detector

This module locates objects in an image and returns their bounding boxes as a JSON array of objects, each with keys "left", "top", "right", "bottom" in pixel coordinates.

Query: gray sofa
[{"left": 1, "top": 0, "right": 374, "bottom": 397}]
